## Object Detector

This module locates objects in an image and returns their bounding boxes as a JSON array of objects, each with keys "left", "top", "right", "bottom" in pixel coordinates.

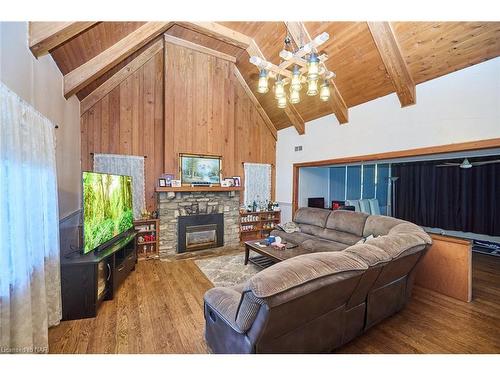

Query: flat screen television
[{"left": 82, "top": 171, "right": 133, "bottom": 254}]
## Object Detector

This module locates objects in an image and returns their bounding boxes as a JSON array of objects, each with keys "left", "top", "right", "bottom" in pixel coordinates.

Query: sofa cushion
[
  {"left": 343, "top": 243, "right": 391, "bottom": 267},
  {"left": 204, "top": 287, "right": 242, "bottom": 332},
  {"left": 301, "top": 238, "right": 348, "bottom": 252},
  {"left": 246, "top": 251, "right": 367, "bottom": 299},
  {"left": 363, "top": 215, "right": 405, "bottom": 237},
  {"left": 298, "top": 223, "right": 325, "bottom": 237},
  {"left": 326, "top": 210, "right": 369, "bottom": 237},
  {"left": 389, "top": 223, "right": 432, "bottom": 245},
  {"left": 319, "top": 228, "right": 362, "bottom": 245},
  {"left": 270, "top": 229, "right": 315, "bottom": 245},
  {"left": 365, "top": 232, "right": 428, "bottom": 259},
  {"left": 294, "top": 207, "right": 331, "bottom": 228}
]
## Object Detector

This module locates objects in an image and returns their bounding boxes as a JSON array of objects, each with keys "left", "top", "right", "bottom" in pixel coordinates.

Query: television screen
[
  {"left": 83, "top": 171, "right": 133, "bottom": 254},
  {"left": 180, "top": 154, "right": 221, "bottom": 185}
]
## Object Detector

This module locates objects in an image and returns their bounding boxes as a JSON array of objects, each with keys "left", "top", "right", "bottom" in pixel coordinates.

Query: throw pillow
[
  {"left": 278, "top": 222, "right": 301, "bottom": 234},
  {"left": 356, "top": 234, "right": 376, "bottom": 245}
]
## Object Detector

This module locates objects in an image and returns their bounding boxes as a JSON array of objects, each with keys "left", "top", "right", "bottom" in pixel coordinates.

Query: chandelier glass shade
[
  {"left": 307, "top": 53, "right": 320, "bottom": 80},
  {"left": 306, "top": 78, "right": 318, "bottom": 96},
  {"left": 257, "top": 69, "right": 269, "bottom": 93},
  {"left": 290, "top": 65, "right": 302, "bottom": 91},
  {"left": 319, "top": 80, "right": 330, "bottom": 101},
  {"left": 290, "top": 88, "right": 300, "bottom": 104},
  {"left": 274, "top": 79, "right": 285, "bottom": 99},
  {"left": 277, "top": 95, "right": 287, "bottom": 108}
]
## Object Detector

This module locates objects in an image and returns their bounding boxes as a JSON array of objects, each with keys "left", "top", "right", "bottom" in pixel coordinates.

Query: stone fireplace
[{"left": 157, "top": 190, "right": 240, "bottom": 258}]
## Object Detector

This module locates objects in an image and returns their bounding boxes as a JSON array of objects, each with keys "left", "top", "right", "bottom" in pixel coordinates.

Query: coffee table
[{"left": 244, "top": 240, "right": 309, "bottom": 268}]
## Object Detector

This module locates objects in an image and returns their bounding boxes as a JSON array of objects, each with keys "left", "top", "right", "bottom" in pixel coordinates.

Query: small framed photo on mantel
[
  {"left": 158, "top": 178, "right": 167, "bottom": 187},
  {"left": 222, "top": 178, "right": 235, "bottom": 187},
  {"left": 232, "top": 176, "right": 241, "bottom": 187}
]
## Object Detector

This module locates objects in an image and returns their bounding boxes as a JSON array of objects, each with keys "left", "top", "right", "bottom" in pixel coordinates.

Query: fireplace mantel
[{"left": 156, "top": 186, "right": 242, "bottom": 193}]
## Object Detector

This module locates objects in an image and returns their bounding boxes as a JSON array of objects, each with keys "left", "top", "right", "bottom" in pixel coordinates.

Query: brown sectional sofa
[{"left": 203, "top": 208, "right": 432, "bottom": 353}]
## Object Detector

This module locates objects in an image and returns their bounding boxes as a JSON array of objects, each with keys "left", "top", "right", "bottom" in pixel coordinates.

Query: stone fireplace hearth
[{"left": 157, "top": 190, "right": 240, "bottom": 259}]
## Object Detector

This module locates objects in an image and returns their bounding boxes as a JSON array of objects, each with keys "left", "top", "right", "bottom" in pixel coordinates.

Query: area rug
[{"left": 194, "top": 253, "right": 261, "bottom": 287}]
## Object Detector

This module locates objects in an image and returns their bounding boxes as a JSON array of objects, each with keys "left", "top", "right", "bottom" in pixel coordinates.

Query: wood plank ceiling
[{"left": 34, "top": 21, "right": 500, "bottom": 133}]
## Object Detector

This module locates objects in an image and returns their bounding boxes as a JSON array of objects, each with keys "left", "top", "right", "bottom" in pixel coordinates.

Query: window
[{"left": 328, "top": 163, "right": 391, "bottom": 215}]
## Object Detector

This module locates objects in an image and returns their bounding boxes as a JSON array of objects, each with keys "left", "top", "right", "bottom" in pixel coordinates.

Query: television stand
[{"left": 60, "top": 232, "right": 137, "bottom": 321}]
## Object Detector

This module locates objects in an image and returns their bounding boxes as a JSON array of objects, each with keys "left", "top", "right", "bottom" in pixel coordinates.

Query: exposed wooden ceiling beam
[
  {"left": 29, "top": 22, "right": 98, "bottom": 58},
  {"left": 80, "top": 39, "right": 164, "bottom": 115},
  {"left": 284, "top": 102, "right": 305, "bottom": 135},
  {"left": 233, "top": 66, "right": 277, "bottom": 140},
  {"left": 286, "top": 22, "right": 349, "bottom": 124},
  {"left": 63, "top": 22, "right": 173, "bottom": 98},
  {"left": 367, "top": 22, "right": 416, "bottom": 107},
  {"left": 164, "top": 34, "right": 236, "bottom": 63},
  {"left": 175, "top": 22, "right": 252, "bottom": 49}
]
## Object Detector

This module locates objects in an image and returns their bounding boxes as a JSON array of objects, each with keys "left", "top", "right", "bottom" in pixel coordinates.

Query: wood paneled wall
[
  {"left": 81, "top": 50, "right": 164, "bottom": 211},
  {"left": 164, "top": 42, "right": 276, "bottom": 194},
  {"left": 81, "top": 39, "right": 276, "bottom": 211}
]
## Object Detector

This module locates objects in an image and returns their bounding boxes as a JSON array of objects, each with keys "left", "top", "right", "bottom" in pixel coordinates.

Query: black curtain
[{"left": 393, "top": 162, "right": 500, "bottom": 236}]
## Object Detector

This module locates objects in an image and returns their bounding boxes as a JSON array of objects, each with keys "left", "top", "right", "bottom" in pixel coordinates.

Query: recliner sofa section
[{"left": 203, "top": 208, "right": 432, "bottom": 353}]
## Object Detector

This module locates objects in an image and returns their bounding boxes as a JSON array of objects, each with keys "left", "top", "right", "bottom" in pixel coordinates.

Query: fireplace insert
[{"left": 178, "top": 213, "right": 224, "bottom": 253}]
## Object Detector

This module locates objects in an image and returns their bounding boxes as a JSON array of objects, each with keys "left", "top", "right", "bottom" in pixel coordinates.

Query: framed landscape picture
[{"left": 179, "top": 154, "right": 222, "bottom": 185}]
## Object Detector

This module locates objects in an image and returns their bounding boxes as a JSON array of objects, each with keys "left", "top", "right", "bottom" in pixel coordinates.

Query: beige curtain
[{"left": 0, "top": 82, "right": 62, "bottom": 354}]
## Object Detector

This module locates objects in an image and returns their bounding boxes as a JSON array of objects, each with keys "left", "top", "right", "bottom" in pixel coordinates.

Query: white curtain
[
  {"left": 244, "top": 162, "right": 272, "bottom": 208},
  {"left": 93, "top": 153, "right": 145, "bottom": 219},
  {"left": 0, "top": 82, "right": 62, "bottom": 354}
]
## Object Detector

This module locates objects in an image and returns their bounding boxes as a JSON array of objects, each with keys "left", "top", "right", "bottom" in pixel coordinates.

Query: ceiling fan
[{"left": 436, "top": 158, "right": 500, "bottom": 169}]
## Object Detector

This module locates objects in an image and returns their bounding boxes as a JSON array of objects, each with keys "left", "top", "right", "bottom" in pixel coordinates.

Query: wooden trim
[
  {"left": 285, "top": 22, "right": 349, "bottom": 124},
  {"left": 175, "top": 22, "right": 252, "bottom": 49},
  {"left": 163, "top": 34, "right": 236, "bottom": 63},
  {"left": 291, "top": 137, "right": 500, "bottom": 216},
  {"left": 294, "top": 138, "right": 500, "bottom": 168},
  {"left": 29, "top": 22, "right": 98, "bottom": 58},
  {"left": 80, "top": 39, "right": 164, "bottom": 114},
  {"left": 292, "top": 164, "right": 300, "bottom": 216},
  {"left": 428, "top": 234, "right": 472, "bottom": 246},
  {"left": 64, "top": 22, "right": 173, "bottom": 98},
  {"left": 416, "top": 234, "right": 472, "bottom": 302},
  {"left": 367, "top": 22, "right": 416, "bottom": 108},
  {"left": 246, "top": 39, "right": 262, "bottom": 61},
  {"left": 155, "top": 186, "right": 242, "bottom": 193},
  {"left": 163, "top": 36, "right": 171, "bottom": 173},
  {"left": 232, "top": 66, "right": 277, "bottom": 140}
]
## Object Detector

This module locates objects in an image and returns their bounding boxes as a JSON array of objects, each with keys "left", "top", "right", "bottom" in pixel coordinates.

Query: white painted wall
[
  {"left": 298, "top": 167, "right": 330, "bottom": 208},
  {"left": 276, "top": 57, "right": 500, "bottom": 222},
  {"left": 0, "top": 22, "right": 81, "bottom": 218}
]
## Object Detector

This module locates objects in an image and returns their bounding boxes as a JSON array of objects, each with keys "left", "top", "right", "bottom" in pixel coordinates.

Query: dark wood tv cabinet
[{"left": 60, "top": 232, "right": 137, "bottom": 321}]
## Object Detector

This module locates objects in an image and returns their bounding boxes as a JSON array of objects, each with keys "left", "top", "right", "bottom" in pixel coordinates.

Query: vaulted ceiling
[{"left": 29, "top": 21, "right": 500, "bottom": 134}]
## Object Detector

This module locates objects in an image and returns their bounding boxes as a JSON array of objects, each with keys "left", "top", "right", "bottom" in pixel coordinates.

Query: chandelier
[{"left": 249, "top": 31, "right": 335, "bottom": 108}]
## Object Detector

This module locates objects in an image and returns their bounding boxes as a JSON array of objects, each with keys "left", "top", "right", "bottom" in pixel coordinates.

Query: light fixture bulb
[
  {"left": 306, "top": 78, "right": 318, "bottom": 96},
  {"left": 307, "top": 53, "right": 320, "bottom": 80},
  {"left": 290, "top": 89, "right": 300, "bottom": 104},
  {"left": 257, "top": 69, "right": 269, "bottom": 93},
  {"left": 291, "top": 65, "right": 302, "bottom": 91},
  {"left": 319, "top": 80, "right": 330, "bottom": 101},
  {"left": 274, "top": 79, "right": 285, "bottom": 99},
  {"left": 277, "top": 95, "right": 287, "bottom": 108}
]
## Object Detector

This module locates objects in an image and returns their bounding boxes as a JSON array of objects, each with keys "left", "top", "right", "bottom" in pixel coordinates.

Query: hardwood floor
[{"left": 48, "top": 252, "right": 500, "bottom": 354}]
